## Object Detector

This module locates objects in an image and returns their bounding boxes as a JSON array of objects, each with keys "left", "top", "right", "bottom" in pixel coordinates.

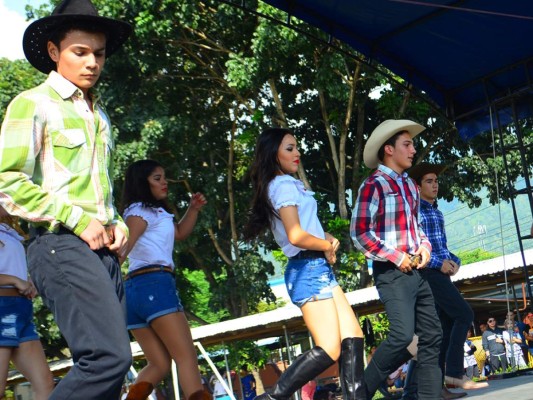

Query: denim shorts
[
  {"left": 285, "top": 257, "right": 338, "bottom": 307},
  {"left": 0, "top": 296, "right": 39, "bottom": 347},
  {"left": 124, "top": 270, "right": 184, "bottom": 330}
]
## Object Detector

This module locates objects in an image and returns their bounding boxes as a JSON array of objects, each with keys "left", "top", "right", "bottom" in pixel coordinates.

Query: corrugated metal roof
[{"left": 452, "top": 248, "right": 533, "bottom": 282}]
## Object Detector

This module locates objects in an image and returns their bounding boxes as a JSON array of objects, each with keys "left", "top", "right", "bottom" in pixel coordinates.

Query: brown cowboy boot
[{"left": 126, "top": 381, "right": 154, "bottom": 400}]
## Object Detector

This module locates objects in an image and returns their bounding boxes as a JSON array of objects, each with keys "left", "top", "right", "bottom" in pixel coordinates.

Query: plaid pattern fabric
[
  {"left": 0, "top": 72, "right": 125, "bottom": 236},
  {"left": 351, "top": 164, "right": 431, "bottom": 266},
  {"left": 419, "top": 199, "right": 460, "bottom": 269}
]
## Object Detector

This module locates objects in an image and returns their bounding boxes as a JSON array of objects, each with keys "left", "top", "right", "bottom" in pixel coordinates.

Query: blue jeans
[
  {"left": 422, "top": 268, "right": 474, "bottom": 378},
  {"left": 125, "top": 269, "right": 183, "bottom": 329},
  {"left": 364, "top": 261, "right": 442, "bottom": 400},
  {"left": 28, "top": 230, "right": 132, "bottom": 400},
  {"left": 285, "top": 257, "right": 338, "bottom": 307}
]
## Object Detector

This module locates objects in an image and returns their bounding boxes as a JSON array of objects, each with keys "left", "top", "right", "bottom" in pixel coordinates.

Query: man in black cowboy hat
[
  {"left": 350, "top": 120, "right": 442, "bottom": 400},
  {"left": 407, "top": 163, "right": 488, "bottom": 398},
  {"left": 0, "top": 0, "right": 132, "bottom": 398}
]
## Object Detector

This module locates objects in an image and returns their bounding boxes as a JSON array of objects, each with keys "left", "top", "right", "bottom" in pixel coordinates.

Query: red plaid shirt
[{"left": 350, "top": 164, "right": 431, "bottom": 266}]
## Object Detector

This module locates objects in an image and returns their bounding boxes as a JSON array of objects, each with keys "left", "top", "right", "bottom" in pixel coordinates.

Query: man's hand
[
  {"left": 415, "top": 247, "right": 431, "bottom": 269},
  {"left": 80, "top": 219, "right": 110, "bottom": 250},
  {"left": 107, "top": 224, "right": 128, "bottom": 255},
  {"left": 398, "top": 253, "right": 413, "bottom": 273},
  {"left": 441, "top": 259, "right": 459, "bottom": 276}
]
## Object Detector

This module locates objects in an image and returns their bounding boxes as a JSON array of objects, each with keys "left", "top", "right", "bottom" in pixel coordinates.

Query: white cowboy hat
[{"left": 363, "top": 119, "right": 425, "bottom": 169}]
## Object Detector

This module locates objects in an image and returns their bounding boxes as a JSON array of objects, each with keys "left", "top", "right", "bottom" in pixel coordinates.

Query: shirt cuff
[
  {"left": 73, "top": 213, "right": 92, "bottom": 236},
  {"left": 397, "top": 252, "right": 407, "bottom": 267}
]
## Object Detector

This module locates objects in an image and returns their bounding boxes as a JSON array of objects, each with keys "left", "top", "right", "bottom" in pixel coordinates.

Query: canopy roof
[{"left": 259, "top": 0, "right": 533, "bottom": 139}]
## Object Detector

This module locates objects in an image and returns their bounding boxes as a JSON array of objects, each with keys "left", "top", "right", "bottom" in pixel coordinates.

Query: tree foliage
[
  {"left": 0, "top": 58, "right": 46, "bottom": 120},
  {"left": 2, "top": 0, "right": 531, "bottom": 366}
]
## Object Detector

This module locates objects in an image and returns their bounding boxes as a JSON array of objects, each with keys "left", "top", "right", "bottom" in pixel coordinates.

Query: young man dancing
[
  {"left": 0, "top": 0, "right": 132, "bottom": 397},
  {"left": 351, "top": 120, "right": 442, "bottom": 400},
  {"left": 408, "top": 163, "right": 488, "bottom": 398}
]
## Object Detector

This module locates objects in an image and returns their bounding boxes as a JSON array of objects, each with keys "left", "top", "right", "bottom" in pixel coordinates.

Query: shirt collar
[
  {"left": 46, "top": 71, "right": 100, "bottom": 104},
  {"left": 377, "top": 164, "right": 408, "bottom": 181},
  {"left": 420, "top": 198, "right": 438, "bottom": 209}
]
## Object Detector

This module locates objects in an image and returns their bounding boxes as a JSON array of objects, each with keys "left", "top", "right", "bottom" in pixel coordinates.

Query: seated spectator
[
  {"left": 464, "top": 329, "right": 480, "bottom": 379},
  {"left": 503, "top": 320, "right": 528, "bottom": 368},
  {"left": 210, "top": 371, "right": 231, "bottom": 400},
  {"left": 523, "top": 313, "right": 533, "bottom": 360},
  {"left": 386, "top": 362, "right": 407, "bottom": 390}
]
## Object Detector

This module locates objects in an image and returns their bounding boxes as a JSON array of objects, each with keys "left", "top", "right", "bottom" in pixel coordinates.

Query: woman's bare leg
[
  {"left": 131, "top": 327, "right": 172, "bottom": 385},
  {"left": 11, "top": 341, "right": 54, "bottom": 400},
  {"left": 151, "top": 312, "right": 203, "bottom": 398}
]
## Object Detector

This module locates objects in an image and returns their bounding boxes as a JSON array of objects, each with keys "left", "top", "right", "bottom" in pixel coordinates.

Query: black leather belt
[
  {"left": 125, "top": 265, "right": 173, "bottom": 281},
  {"left": 289, "top": 250, "right": 325, "bottom": 259},
  {"left": 372, "top": 260, "right": 396, "bottom": 268}
]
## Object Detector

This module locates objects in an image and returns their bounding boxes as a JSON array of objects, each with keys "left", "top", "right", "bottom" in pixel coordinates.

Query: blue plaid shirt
[{"left": 419, "top": 199, "right": 460, "bottom": 270}]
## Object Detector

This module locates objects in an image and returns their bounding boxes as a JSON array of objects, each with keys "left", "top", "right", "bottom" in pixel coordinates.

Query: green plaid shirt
[{"left": 0, "top": 71, "right": 126, "bottom": 236}]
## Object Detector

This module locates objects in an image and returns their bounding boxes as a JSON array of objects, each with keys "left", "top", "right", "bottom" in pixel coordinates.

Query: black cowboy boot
[
  {"left": 254, "top": 347, "right": 335, "bottom": 400},
  {"left": 339, "top": 337, "right": 367, "bottom": 400}
]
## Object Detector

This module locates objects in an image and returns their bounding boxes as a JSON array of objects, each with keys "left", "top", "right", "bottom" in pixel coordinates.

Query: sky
[{"left": 0, "top": 0, "right": 48, "bottom": 60}]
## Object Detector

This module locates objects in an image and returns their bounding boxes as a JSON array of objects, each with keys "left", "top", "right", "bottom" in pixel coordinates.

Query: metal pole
[
  {"left": 172, "top": 360, "right": 180, "bottom": 400},
  {"left": 282, "top": 325, "right": 299, "bottom": 400},
  {"left": 222, "top": 341, "right": 234, "bottom": 395},
  {"left": 282, "top": 325, "right": 293, "bottom": 364},
  {"left": 495, "top": 102, "right": 533, "bottom": 311},
  {"left": 195, "top": 342, "right": 236, "bottom": 400}
]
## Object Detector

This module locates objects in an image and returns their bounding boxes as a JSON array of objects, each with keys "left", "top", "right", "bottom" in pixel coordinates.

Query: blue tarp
[{"left": 259, "top": 0, "right": 533, "bottom": 139}]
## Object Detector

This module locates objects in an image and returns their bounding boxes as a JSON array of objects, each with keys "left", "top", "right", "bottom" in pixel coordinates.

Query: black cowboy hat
[
  {"left": 407, "top": 163, "right": 447, "bottom": 183},
  {"left": 23, "top": 0, "right": 132, "bottom": 74}
]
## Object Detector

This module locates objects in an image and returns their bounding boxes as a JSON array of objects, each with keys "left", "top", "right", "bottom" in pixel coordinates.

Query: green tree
[
  {"left": 457, "top": 248, "right": 501, "bottom": 265},
  {"left": 0, "top": 58, "right": 46, "bottom": 120},
  {"left": 18, "top": 1, "right": 531, "bottom": 353},
  {"left": 95, "top": 0, "right": 531, "bottom": 311}
]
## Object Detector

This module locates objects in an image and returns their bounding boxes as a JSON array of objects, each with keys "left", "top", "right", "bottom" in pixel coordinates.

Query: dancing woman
[
  {"left": 120, "top": 160, "right": 208, "bottom": 400},
  {"left": 244, "top": 128, "right": 366, "bottom": 400}
]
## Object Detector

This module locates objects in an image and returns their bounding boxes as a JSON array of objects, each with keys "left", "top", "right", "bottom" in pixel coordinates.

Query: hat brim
[
  {"left": 23, "top": 14, "right": 132, "bottom": 74},
  {"left": 407, "top": 163, "right": 447, "bottom": 183},
  {"left": 363, "top": 120, "right": 425, "bottom": 169}
]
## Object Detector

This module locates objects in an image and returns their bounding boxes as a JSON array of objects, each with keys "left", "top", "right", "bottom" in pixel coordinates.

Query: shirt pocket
[{"left": 51, "top": 129, "right": 90, "bottom": 174}]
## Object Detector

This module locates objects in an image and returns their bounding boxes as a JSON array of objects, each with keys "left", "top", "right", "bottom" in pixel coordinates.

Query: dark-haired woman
[
  {"left": 120, "top": 160, "right": 208, "bottom": 400},
  {"left": 244, "top": 128, "right": 366, "bottom": 400}
]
